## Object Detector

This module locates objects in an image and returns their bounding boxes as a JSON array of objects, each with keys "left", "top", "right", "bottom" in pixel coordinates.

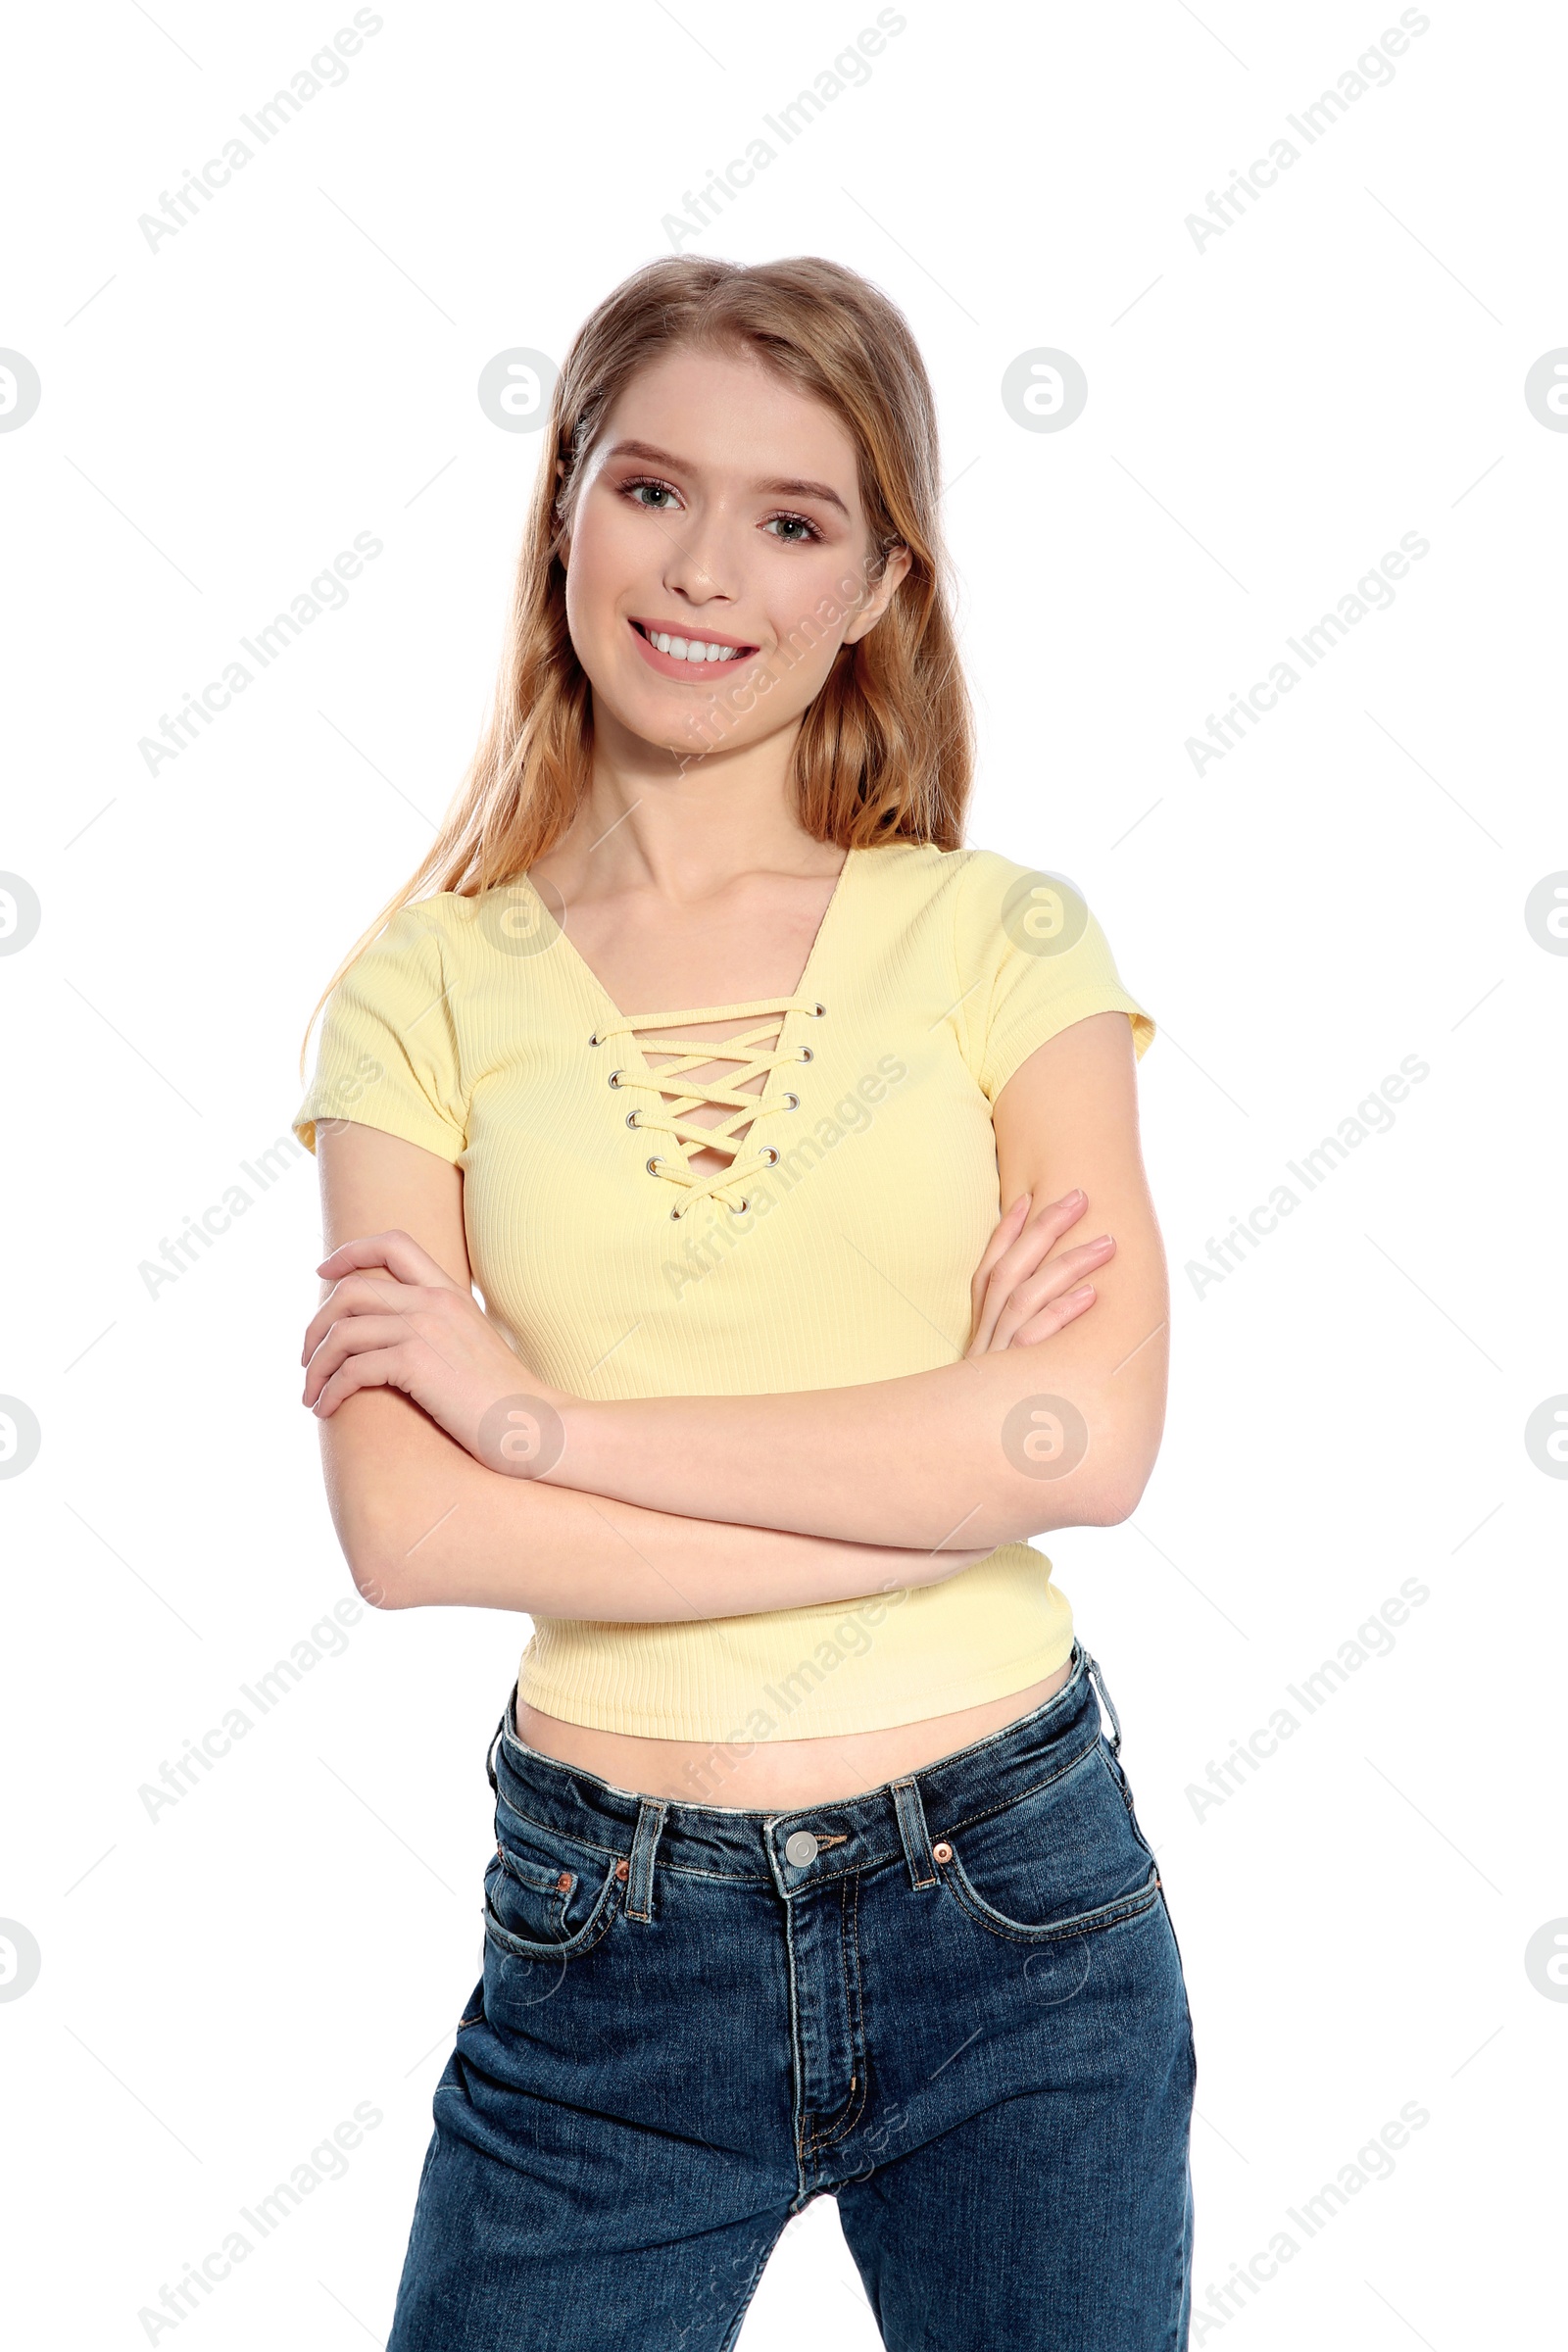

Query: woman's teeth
[{"left": 646, "top": 629, "right": 744, "bottom": 662}]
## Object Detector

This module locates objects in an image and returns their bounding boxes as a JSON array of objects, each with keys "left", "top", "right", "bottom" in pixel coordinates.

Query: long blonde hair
[{"left": 300, "top": 253, "right": 974, "bottom": 1070}]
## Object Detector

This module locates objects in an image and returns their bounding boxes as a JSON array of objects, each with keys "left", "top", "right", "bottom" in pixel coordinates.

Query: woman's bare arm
[{"left": 310, "top": 1119, "right": 988, "bottom": 1614}]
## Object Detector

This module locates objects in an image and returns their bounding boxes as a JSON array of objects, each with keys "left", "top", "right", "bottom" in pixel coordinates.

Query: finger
[
  {"left": 1007, "top": 1284, "right": 1098, "bottom": 1348},
  {"left": 302, "top": 1314, "right": 416, "bottom": 1406},
  {"left": 310, "top": 1344, "right": 413, "bottom": 1419},
  {"left": 300, "top": 1273, "right": 429, "bottom": 1365},
  {"left": 991, "top": 1238, "right": 1114, "bottom": 1350},
  {"left": 966, "top": 1195, "right": 1032, "bottom": 1348},
  {"left": 990, "top": 1236, "right": 1115, "bottom": 1351},
  {"left": 970, "top": 1190, "right": 1091, "bottom": 1353},
  {"left": 316, "top": 1229, "right": 461, "bottom": 1294},
  {"left": 969, "top": 1194, "right": 1031, "bottom": 1302}
]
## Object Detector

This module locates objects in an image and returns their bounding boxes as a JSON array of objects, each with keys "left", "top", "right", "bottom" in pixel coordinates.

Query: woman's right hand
[{"left": 964, "top": 1188, "right": 1116, "bottom": 1357}]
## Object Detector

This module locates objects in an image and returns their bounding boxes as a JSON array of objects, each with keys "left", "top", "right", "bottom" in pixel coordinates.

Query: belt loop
[
  {"left": 892, "top": 1776, "right": 938, "bottom": 1890},
  {"left": 486, "top": 1690, "right": 517, "bottom": 1795},
  {"left": 1083, "top": 1649, "right": 1123, "bottom": 1758},
  {"left": 626, "top": 1796, "right": 667, "bottom": 1922}
]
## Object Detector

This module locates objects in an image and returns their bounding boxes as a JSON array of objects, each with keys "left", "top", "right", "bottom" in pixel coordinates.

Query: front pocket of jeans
[
  {"left": 937, "top": 1740, "right": 1161, "bottom": 1944},
  {"left": 483, "top": 1806, "right": 623, "bottom": 1960}
]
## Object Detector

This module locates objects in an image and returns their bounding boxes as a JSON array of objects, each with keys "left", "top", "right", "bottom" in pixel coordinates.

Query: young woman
[{"left": 294, "top": 255, "right": 1194, "bottom": 2351}]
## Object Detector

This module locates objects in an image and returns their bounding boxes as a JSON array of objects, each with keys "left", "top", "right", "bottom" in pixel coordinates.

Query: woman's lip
[{"left": 627, "top": 618, "right": 762, "bottom": 680}]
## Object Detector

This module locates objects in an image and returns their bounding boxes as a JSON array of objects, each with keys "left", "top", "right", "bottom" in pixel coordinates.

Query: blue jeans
[{"left": 387, "top": 1642, "right": 1196, "bottom": 2349}]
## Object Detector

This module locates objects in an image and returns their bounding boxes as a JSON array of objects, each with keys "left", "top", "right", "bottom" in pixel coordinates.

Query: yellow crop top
[{"left": 292, "top": 842, "right": 1155, "bottom": 1741}]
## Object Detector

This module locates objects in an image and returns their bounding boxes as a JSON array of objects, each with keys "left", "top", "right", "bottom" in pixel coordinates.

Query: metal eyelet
[
  {"left": 798, "top": 1047, "right": 813, "bottom": 1062},
  {"left": 808, "top": 1002, "right": 827, "bottom": 1017},
  {"left": 782, "top": 1092, "right": 800, "bottom": 1110},
  {"left": 729, "top": 1198, "right": 750, "bottom": 1215},
  {"left": 608, "top": 1069, "right": 623, "bottom": 1089},
  {"left": 669, "top": 1205, "right": 682, "bottom": 1220},
  {"left": 646, "top": 1156, "right": 662, "bottom": 1176},
  {"left": 760, "top": 1147, "right": 779, "bottom": 1165},
  {"left": 588, "top": 1031, "right": 603, "bottom": 1047},
  {"left": 625, "top": 1110, "right": 640, "bottom": 1128}
]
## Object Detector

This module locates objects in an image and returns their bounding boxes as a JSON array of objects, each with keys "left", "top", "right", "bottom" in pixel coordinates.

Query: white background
[{"left": 2, "top": 1, "right": 1564, "bottom": 2344}]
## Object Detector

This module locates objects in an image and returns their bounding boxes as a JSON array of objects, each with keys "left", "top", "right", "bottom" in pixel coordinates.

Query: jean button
[
  {"left": 784, "top": 1831, "right": 818, "bottom": 1866},
  {"left": 931, "top": 1840, "right": 953, "bottom": 1864}
]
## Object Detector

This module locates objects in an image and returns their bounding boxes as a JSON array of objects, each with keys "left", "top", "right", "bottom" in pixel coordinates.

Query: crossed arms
[{"left": 302, "top": 1010, "right": 1169, "bottom": 1618}]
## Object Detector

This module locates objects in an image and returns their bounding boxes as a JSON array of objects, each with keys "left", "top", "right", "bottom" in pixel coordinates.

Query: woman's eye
[
  {"left": 764, "top": 514, "right": 820, "bottom": 544},
  {"left": 624, "top": 480, "right": 679, "bottom": 511}
]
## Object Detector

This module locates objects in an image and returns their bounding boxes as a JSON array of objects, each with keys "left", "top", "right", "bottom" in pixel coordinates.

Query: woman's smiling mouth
[{"left": 628, "top": 616, "right": 761, "bottom": 676}]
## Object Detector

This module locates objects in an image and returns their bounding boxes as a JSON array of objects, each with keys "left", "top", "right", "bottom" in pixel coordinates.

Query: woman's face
[{"left": 561, "top": 342, "right": 909, "bottom": 768}]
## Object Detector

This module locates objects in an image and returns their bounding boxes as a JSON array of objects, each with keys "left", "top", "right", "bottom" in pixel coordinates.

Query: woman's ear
[{"left": 843, "top": 542, "right": 912, "bottom": 645}]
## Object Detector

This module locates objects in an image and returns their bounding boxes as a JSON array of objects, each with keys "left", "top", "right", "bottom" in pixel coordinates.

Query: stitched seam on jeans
[
  {"left": 657, "top": 1737, "right": 1102, "bottom": 1885},
  {"left": 1166, "top": 2151, "right": 1196, "bottom": 2350},
  {"left": 483, "top": 1875, "right": 623, "bottom": 1962},
  {"left": 805, "top": 1875, "right": 868, "bottom": 2156},
  {"left": 784, "top": 1893, "right": 809, "bottom": 2192},
  {"left": 944, "top": 1862, "right": 1161, "bottom": 1946},
  {"left": 492, "top": 1840, "right": 618, "bottom": 1932},
  {"left": 494, "top": 1734, "right": 1100, "bottom": 1889},
  {"left": 806, "top": 2063, "right": 869, "bottom": 2155},
  {"left": 936, "top": 1735, "right": 1104, "bottom": 1841},
  {"left": 493, "top": 1798, "right": 629, "bottom": 1867},
  {"left": 652, "top": 1860, "right": 777, "bottom": 1885},
  {"left": 1096, "top": 1743, "right": 1158, "bottom": 1864},
  {"left": 494, "top": 1805, "right": 780, "bottom": 1886},
  {"left": 627, "top": 1799, "right": 666, "bottom": 1922},
  {"left": 715, "top": 2215, "right": 796, "bottom": 2352},
  {"left": 893, "top": 1779, "right": 936, "bottom": 1887}
]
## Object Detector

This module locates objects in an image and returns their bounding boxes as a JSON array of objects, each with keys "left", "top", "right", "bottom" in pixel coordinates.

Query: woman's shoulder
[
  {"left": 358, "top": 882, "right": 555, "bottom": 971},
  {"left": 857, "top": 839, "right": 1090, "bottom": 926}
]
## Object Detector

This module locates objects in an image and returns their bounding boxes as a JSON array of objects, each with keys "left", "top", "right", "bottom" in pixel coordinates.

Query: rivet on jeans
[{"left": 931, "top": 1840, "right": 954, "bottom": 1864}]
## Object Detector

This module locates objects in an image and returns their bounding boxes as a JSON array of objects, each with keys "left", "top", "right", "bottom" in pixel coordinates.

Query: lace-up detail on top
[{"left": 590, "top": 999, "right": 826, "bottom": 1219}]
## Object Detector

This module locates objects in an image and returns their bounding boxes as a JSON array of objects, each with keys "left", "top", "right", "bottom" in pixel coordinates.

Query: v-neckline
[{"left": 523, "top": 846, "right": 858, "bottom": 1030}]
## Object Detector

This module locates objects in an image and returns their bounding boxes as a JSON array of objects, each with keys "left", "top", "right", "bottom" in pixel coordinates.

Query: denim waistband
[{"left": 488, "top": 1640, "right": 1120, "bottom": 1901}]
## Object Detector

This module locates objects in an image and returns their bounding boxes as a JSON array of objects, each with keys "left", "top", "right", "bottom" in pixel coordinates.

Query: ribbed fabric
[{"left": 292, "top": 843, "right": 1155, "bottom": 1740}]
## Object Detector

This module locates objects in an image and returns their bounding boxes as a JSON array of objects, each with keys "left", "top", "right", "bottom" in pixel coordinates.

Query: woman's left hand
[{"left": 301, "top": 1230, "right": 570, "bottom": 1475}]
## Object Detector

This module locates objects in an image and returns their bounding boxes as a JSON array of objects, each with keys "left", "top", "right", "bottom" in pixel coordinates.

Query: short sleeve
[
  {"left": 292, "top": 903, "right": 467, "bottom": 1162},
  {"left": 954, "top": 854, "right": 1155, "bottom": 1104}
]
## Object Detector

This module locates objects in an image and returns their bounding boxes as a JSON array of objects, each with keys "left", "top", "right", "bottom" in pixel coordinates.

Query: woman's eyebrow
[{"left": 604, "top": 439, "right": 851, "bottom": 519}]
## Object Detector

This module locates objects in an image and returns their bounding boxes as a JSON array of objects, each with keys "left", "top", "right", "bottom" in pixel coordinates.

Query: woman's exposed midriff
[{"left": 513, "top": 1656, "right": 1076, "bottom": 1808}]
